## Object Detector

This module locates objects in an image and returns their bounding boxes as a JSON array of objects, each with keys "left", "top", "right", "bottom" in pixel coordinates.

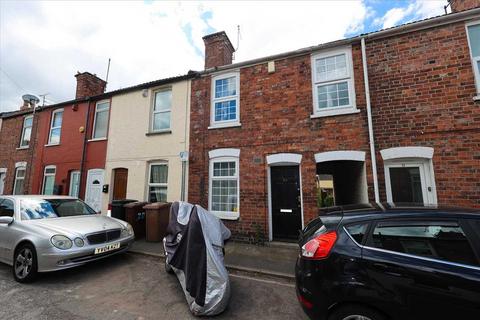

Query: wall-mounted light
[{"left": 142, "top": 89, "right": 148, "bottom": 97}]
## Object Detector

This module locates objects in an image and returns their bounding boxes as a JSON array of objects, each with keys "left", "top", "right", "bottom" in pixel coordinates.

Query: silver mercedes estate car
[{"left": 0, "top": 195, "right": 134, "bottom": 282}]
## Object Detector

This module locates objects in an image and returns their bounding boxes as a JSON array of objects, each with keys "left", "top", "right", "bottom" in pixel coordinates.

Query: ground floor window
[
  {"left": 69, "top": 170, "right": 80, "bottom": 197},
  {"left": 208, "top": 148, "right": 240, "bottom": 220},
  {"left": 148, "top": 163, "right": 168, "bottom": 202},
  {"left": 13, "top": 167, "right": 26, "bottom": 195},
  {"left": 42, "top": 166, "right": 56, "bottom": 195},
  {"left": 0, "top": 169, "right": 6, "bottom": 195}
]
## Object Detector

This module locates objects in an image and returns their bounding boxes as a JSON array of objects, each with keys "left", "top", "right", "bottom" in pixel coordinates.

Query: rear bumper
[{"left": 37, "top": 236, "right": 134, "bottom": 272}]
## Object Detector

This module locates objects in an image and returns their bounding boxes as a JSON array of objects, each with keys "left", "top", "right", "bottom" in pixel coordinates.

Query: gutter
[
  {"left": 200, "top": 8, "right": 480, "bottom": 76},
  {"left": 361, "top": 38, "right": 380, "bottom": 204}
]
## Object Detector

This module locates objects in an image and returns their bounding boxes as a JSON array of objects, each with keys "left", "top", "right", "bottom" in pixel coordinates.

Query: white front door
[
  {"left": 385, "top": 160, "right": 437, "bottom": 205},
  {"left": 85, "top": 169, "right": 104, "bottom": 213},
  {"left": 0, "top": 173, "right": 5, "bottom": 195}
]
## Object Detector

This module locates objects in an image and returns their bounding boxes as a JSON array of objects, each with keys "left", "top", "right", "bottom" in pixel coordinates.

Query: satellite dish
[{"left": 22, "top": 94, "right": 40, "bottom": 104}]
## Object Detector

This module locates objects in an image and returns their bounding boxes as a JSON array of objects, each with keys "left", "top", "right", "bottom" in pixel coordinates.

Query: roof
[{"left": 1, "top": 72, "right": 196, "bottom": 119}]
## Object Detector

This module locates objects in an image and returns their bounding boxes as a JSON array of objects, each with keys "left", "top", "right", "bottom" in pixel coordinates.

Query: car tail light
[
  {"left": 301, "top": 231, "right": 337, "bottom": 259},
  {"left": 297, "top": 293, "right": 313, "bottom": 309}
]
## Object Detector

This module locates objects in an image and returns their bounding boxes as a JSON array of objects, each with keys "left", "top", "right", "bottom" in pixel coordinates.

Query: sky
[{"left": 0, "top": 0, "right": 448, "bottom": 112}]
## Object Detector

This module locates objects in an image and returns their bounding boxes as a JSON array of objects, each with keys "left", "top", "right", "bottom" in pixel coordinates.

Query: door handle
[{"left": 373, "top": 263, "right": 403, "bottom": 277}]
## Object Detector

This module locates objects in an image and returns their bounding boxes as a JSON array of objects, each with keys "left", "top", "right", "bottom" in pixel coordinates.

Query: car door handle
[{"left": 373, "top": 263, "right": 404, "bottom": 277}]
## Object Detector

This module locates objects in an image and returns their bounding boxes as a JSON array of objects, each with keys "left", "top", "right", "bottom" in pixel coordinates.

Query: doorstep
[{"left": 128, "top": 239, "right": 297, "bottom": 280}]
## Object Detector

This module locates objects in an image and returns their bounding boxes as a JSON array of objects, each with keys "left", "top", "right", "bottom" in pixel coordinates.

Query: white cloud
[
  {"left": 373, "top": 0, "right": 445, "bottom": 30},
  {"left": 1, "top": 0, "right": 370, "bottom": 112}
]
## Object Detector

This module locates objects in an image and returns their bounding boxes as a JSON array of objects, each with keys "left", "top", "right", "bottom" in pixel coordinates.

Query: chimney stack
[
  {"left": 20, "top": 94, "right": 40, "bottom": 111},
  {"left": 202, "top": 31, "right": 235, "bottom": 69},
  {"left": 75, "top": 72, "right": 107, "bottom": 99},
  {"left": 448, "top": 0, "right": 480, "bottom": 12}
]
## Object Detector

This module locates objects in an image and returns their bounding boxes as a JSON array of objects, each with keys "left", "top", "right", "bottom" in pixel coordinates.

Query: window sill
[
  {"left": 473, "top": 95, "right": 480, "bottom": 101},
  {"left": 311, "top": 108, "right": 360, "bottom": 118},
  {"left": 45, "top": 143, "right": 60, "bottom": 147},
  {"left": 211, "top": 211, "right": 240, "bottom": 220},
  {"left": 208, "top": 122, "right": 242, "bottom": 130},
  {"left": 146, "top": 130, "right": 172, "bottom": 136},
  {"left": 88, "top": 137, "right": 107, "bottom": 142},
  {"left": 16, "top": 146, "right": 29, "bottom": 150}
]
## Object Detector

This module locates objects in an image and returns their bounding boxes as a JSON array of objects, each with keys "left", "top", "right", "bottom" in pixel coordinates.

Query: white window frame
[
  {"left": 69, "top": 170, "right": 80, "bottom": 197},
  {"left": 92, "top": 100, "right": 110, "bottom": 140},
  {"left": 151, "top": 88, "right": 172, "bottom": 133},
  {"left": 210, "top": 71, "right": 241, "bottom": 128},
  {"left": 42, "top": 165, "right": 56, "bottom": 195},
  {"left": 465, "top": 21, "right": 480, "bottom": 96},
  {"left": 208, "top": 148, "right": 240, "bottom": 220},
  {"left": 147, "top": 162, "right": 168, "bottom": 202},
  {"left": 48, "top": 109, "right": 63, "bottom": 145},
  {"left": 0, "top": 168, "right": 6, "bottom": 195},
  {"left": 13, "top": 166, "right": 26, "bottom": 195},
  {"left": 19, "top": 115, "right": 33, "bottom": 148},
  {"left": 310, "top": 46, "right": 358, "bottom": 118}
]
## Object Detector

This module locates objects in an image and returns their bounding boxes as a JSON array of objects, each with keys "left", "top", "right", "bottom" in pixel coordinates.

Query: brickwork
[
  {"left": 203, "top": 32, "right": 235, "bottom": 69},
  {"left": 189, "top": 45, "right": 374, "bottom": 241},
  {"left": 75, "top": 72, "right": 106, "bottom": 99},
  {"left": 450, "top": 0, "right": 480, "bottom": 12},
  {"left": 366, "top": 22, "right": 480, "bottom": 208}
]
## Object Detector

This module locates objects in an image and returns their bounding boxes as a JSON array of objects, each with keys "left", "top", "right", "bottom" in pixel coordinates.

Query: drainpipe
[
  {"left": 361, "top": 37, "right": 380, "bottom": 204},
  {"left": 78, "top": 99, "right": 92, "bottom": 199},
  {"left": 180, "top": 79, "right": 191, "bottom": 201}
]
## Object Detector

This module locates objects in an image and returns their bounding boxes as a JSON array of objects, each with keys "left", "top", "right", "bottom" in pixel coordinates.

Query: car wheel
[
  {"left": 329, "top": 305, "right": 386, "bottom": 320},
  {"left": 13, "top": 243, "right": 38, "bottom": 283}
]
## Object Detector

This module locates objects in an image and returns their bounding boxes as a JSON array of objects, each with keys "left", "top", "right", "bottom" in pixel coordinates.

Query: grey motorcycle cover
[{"left": 164, "top": 201, "right": 231, "bottom": 316}]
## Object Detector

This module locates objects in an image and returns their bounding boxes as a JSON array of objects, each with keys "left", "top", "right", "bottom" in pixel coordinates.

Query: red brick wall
[
  {"left": 366, "top": 22, "right": 480, "bottom": 208},
  {"left": 75, "top": 72, "right": 106, "bottom": 99},
  {"left": 0, "top": 111, "right": 38, "bottom": 194},
  {"left": 450, "top": 0, "right": 480, "bottom": 12},
  {"left": 189, "top": 45, "right": 373, "bottom": 241}
]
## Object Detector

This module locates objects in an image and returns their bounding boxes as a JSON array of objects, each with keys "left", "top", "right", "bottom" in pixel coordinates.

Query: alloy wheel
[
  {"left": 342, "top": 316, "right": 372, "bottom": 320},
  {"left": 15, "top": 248, "right": 33, "bottom": 280}
]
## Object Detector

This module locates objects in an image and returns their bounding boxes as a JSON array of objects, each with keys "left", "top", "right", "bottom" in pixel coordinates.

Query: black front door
[{"left": 271, "top": 166, "right": 302, "bottom": 241}]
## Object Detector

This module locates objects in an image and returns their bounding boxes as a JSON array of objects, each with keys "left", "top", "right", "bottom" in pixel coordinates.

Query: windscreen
[{"left": 21, "top": 198, "right": 96, "bottom": 220}]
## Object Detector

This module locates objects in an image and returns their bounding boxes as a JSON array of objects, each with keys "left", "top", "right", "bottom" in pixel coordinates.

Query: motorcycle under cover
[{"left": 165, "top": 201, "right": 231, "bottom": 316}]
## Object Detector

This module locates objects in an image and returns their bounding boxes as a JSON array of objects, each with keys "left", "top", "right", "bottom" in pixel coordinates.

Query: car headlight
[
  {"left": 74, "top": 237, "right": 84, "bottom": 247},
  {"left": 51, "top": 235, "right": 73, "bottom": 250},
  {"left": 121, "top": 224, "right": 134, "bottom": 237}
]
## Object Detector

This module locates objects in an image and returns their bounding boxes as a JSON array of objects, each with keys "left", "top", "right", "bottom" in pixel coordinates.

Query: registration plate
[{"left": 94, "top": 242, "right": 120, "bottom": 255}]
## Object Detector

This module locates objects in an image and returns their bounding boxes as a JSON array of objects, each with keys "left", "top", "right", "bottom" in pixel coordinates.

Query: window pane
[
  {"left": 49, "top": 128, "right": 61, "bottom": 144},
  {"left": 16, "top": 168, "right": 25, "bottom": 178},
  {"left": 24, "top": 117, "right": 33, "bottom": 127},
  {"left": 213, "top": 161, "right": 236, "bottom": 177},
  {"left": 52, "top": 111, "right": 63, "bottom": 127},
  {"left": 153, "top": 111, "right": 171, "bottom": 130},
  {"left": 150, "top": 165, "right": 168, "bottom": 183},
  {"left": 215, "top": 76, "right": 236, "bottom": 98},
  {"left": 317, "top": 82, "right": 350, "bottom": 109},
  {"left": 14, "top": 172, "right": 24, "bottom": 195},
  {"left": 371, "top": 223, "right": 479, "bottom": 266},
  {"left": 43, "top": 175, "right": 55, "bottom": 195},
  {"left": 316, "top": 54, "right": 347, "bottom": 81},
  {"left": 93, "top": 110, "right": 108, "bottom": 138},
  {"left": 69, "top": 172, "right": 80, "bottom": 197},
  {"left": 45, "top": 167, "right": 56, "bottom": 174},
  {"left": 0, "top": 199, "right": 14, "bottom": 217},
  {"left": 214, "top": 100, "right": 237, "bottom": 121},
  {"left": 211, "top": 178, "right": 238, "bottom": 212},
  {"left": 345, "top": 223, "right": 369, "bottom": 243},
  {"left": 96, "top": 102, "right": 110, "bottom": 111},
  {"left": 21, "top": 127, "right": 31, "bottom": 147},
  {"left": 467, "top": 24, "right": 480, "bottom": 57},
  {"left": 389, "top": 167, "right": 423, "bottom": 204},
  {"left": 149, "top": 186, "right": 167, "bottom": 202},
  {"left": 154, "top": 90, "right": 171, "bottom": 111}
]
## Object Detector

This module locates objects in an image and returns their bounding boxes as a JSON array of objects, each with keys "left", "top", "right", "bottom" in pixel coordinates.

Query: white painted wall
[{"left": 102, "top": 80, "right": 190, "bottom": 212}]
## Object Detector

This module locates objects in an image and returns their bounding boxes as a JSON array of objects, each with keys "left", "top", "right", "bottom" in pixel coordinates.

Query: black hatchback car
[{"left": 295, "top": 204, "right": 480, "bottom": 320}]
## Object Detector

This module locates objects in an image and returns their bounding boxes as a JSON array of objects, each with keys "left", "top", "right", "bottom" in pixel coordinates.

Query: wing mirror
[{"left": 0, "top": 216, "right": 14, "bottom": 225}]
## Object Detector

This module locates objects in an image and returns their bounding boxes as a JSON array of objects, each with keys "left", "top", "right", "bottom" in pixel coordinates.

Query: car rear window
[
  {"left": 370, "top": 222, "right": 479, "bottom": 267},
  {"left": 345, "top": 223, "right": 369, "bottom": 244}
]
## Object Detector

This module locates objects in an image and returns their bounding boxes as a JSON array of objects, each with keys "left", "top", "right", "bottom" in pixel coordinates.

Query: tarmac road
[{"left": 0, "top": 253, "right": 308, "bottom": 320}]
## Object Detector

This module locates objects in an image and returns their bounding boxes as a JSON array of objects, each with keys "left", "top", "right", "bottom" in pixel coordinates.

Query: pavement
[
  {"left": 0, "top": 253, "right": 307, "bottom": 320},
  {"left": 129, "top": 239, "right": 299, "bottom": 279}
]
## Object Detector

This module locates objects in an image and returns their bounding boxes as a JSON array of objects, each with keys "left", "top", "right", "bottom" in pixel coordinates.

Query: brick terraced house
[{"left": 188, "top": 2, "right": 480, "bottom": 242}]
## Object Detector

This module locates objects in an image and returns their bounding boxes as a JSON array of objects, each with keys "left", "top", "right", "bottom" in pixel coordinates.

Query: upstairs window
[
  {"left": 42, "top": 166, "right": 56, "bottom": 195},
  {"left": 466, "top": 22, "right": 480, "bottom": 94},
  {"left": 48, "top": 109, "right": 63, "bottom": 145},
  {"left": 92, "top": 101, "right": 110, "bottom": 139},
  {"left": 311, "top": 47, "right": 357, "bottom": 117},
  {"left": 19, "top": 115, "right": 33, "bottom": 148},
  {"left": 211, "top": 72, "right": 240, "bottom": 127},
  {"left": 152, "top": 89, "right": 172, "bottom": 132}
]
